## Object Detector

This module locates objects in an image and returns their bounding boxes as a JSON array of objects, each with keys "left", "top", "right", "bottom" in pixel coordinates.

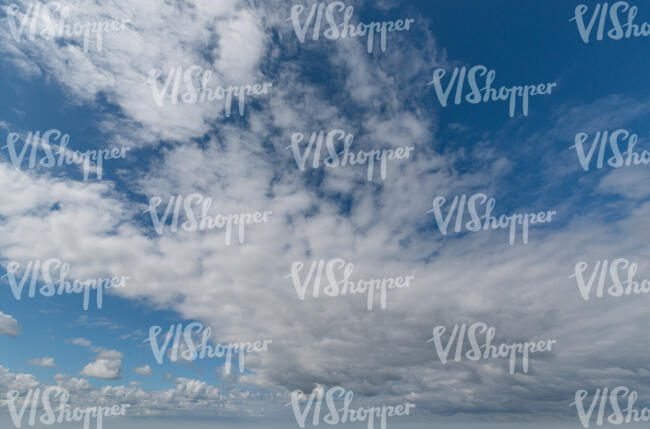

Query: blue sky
[{"left": 1, "top": 0, "right": 650, "bottom": 428}]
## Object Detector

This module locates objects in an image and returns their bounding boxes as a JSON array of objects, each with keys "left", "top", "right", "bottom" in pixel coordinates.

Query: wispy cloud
[
  {"left": 26, "top": 357, "right": 55, "bottom": 368},
  {"left": 133, "top": 365, "right": 153, "bottom": 376}
]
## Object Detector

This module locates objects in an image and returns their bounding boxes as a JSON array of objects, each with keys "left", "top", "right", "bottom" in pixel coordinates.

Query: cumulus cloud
[
  {"left": 0, "top": 311, "right": 20, "bottom": 337},
  {"left": 79, "top": 358, "right": 122, "bottom": 380},
  {"left": 0, "top": 365, "right": 270, "bottom": 419},
  {"left": 69, "top": 339, "right": 124, "bottom": 380},
  {"left": 54, "top": 373, "right": 92, "bottom": 391},
  {"left": 0, "top": 366, "right": 39, "bottom": 395}
]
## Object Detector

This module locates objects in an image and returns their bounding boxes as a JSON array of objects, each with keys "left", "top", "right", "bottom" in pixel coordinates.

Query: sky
[{"left": 0, "top": 0, "right": 650, "bottom": 428}]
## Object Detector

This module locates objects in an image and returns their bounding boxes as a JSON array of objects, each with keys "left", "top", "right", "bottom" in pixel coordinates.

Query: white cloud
[
  {"left": 133, "top": 365, "right": 153, "bottom": 376},
  {"left": 213, "top": 9, "right": 267, "bottom": 83},
  {"left": 0, "top": 366, "right": 267, "bottom": 418},
  {"left": 69, "top": 338, "right": 92, "bottom": 347},
  {"left": 0, "top": 0, "right": 259, "bottom": 144},
  {"left": 96, "top": 349, "right": 124, "bottom": 360},
  {"left": 68, "top": 338, "right": 124, "bottom": 359},
  {"left": 26, "top": 357, "right": 55, "bottom": 368},
  {"left": 54, "top": 374, "right": 91, "bottom": 391},
  {"left": 597, "top": 166, "right": 650, "bottom": 199},
  {"left": 0, "top": 311, "right": 20, "bottom": 337},
  {"left": 0, "top": 366, "right": 39, "bottom": 394},
  {"left": 78, "top": 358, "right": 122, "bottom": 380},
  {"left": 72, "top": 340, "right": 124, "bottom": 380},
  {"left": 1, "top": 0, "right": 649, "bottom": 421}
]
